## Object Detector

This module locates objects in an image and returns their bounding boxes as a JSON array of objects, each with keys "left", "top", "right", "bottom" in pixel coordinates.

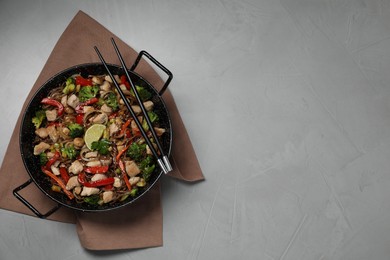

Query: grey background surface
[{"left": 2, "top": 0, "right": 390, "bottom": 259}]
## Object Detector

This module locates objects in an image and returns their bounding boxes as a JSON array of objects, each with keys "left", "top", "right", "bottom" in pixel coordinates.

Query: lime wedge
[{"left": 84, "top": 124, "right": 106, "bottom": 150}]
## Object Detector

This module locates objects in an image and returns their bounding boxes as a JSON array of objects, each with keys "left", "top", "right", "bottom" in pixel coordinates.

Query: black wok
[{"left": 13, "top": 51, "right": 173, "bottom": 218}]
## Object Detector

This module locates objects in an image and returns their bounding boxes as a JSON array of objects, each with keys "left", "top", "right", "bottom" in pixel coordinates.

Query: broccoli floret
[
  {"left": 68, "top": 123, "right": 84, "bottom": 138},
  {"left": 61, "top": 144, "right": 79, "bottom": 160},
  {"left": 104, "top": 92, "right": 119, "bottom": 111},
  {"left": 142, "top": 111, "right": 159, "bottom": 131},
  {"left": 130, "top": 85, "right": 151, "bottom": 101},
  {"left": 39, "top": 152, "right": 48, "bottom": 166},
  {"left": 63, "top": 77, "right": 76, "bottom": 94},
  {"left": 32, "top": 110, "right": 46, "bottom": 129},
  {"left": 91, "top": 138, "right": 110, "bottom": 155},
  {"left": 78, "top": 85, "right": 99, "bottom": 102},
  {"left": 127, "top": 142, "right": 146, "bottom": 162},
  {"left": 139, "top": 156, "right": 155, "bottom": 181}
]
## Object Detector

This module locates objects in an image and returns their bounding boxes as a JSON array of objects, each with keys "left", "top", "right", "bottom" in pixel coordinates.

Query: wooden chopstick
[
  {"left": 110, "top": 38, "right": 172, "bottom": 172},
  {"left": 94, "top": 45, "right": 170, "bottom": 174}
]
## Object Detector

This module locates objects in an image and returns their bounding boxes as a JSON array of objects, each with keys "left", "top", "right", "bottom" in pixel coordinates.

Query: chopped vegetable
[
  {"left": 83, "top": 195, "right": 100, "bottom": 205},
  {"left": 142, "top": 111, "right": 159, "bottom": 131},
  {"left": 42, "top": 168, "right": 74, "bottom": 200},
  {"left": 32, "top": 110, "right": 46, "bottom": 129},
  {"left": 91, "top": 138, "right": 110, "bottom": 155},
  {"left": 127, "top": 142, "right": 146, "bottom": 162},
  {"left": 63, "top": 77, "right": 76, "bottom": 94},
  {"left": 59, "top": 167, "right": 70, "bottom": 183},
  {"left": 85, "top": 165, "right": 109, "bottom": 174},
  {"left": 139, "top": 156, "right": 156, "bottom": 181},
  {"left": 78, "top": 172, "right": 115, "bottom": 187},
  {"left": 68, "top": 123, "right": 84, "bottom": 138},
  {"left": 41, "top": 97, "right": 64, "bottom": 116},
  {"left": 78, "top": 85, "right": 99, "bottom": 102},
  {"left": 39, "top": 152, "right": 48, "bottom": 166},
  {"left": 61, "top": 145, "right": 79, "bottom": 160},
  {"left": 44, "top": 151, "right": 60, "bottom": 170},
  {"left": 131, "top": 85, "right": 151, "bottom": 101},
  {"left": 75, "top": 75, "right": 93, "bottom": 86},
  {"left": 75, "top": 97, "right": 99, "bottom": 113},
  {"left": 104, "top": 92, "right": 119, "bottom": 111}
]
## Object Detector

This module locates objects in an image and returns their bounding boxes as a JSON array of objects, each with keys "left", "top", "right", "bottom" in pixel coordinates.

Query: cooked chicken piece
[
  {"left": 45, "top": 109, "right": 58, "bottom": 122},
  {"left": 33, "top": 142, "right": 50, "bottom": 155},
  {"left": 143, "top": 101, "right": 154, "bottom": 111},
  {"left": 113, "top": 177, "right": 122, "bottom": 188},
  {"left": 146, "top": 143, "right": 158, "bottom": 155},
  {"left": 101, "top": 104, "right": 112, "bottom": 114},
  {"left": 92, "top": 76, "right": 103, "bottom": 85},
  {"left": 74, "top": 186, "right": 82, "bottom": 195},
  {"left": 100, "top": 81, "right": 111, "bottom": 91},
  {"left": 61, "top": 95, "right": 68, "bottom": 107},
  {"left": 109, "top": 123, "right": 120, "bottom": 136},
  {"left": 102, "top": 191, "right": 114, "bottom": 203},
  {"left": 92, "top": 113, "right": 108, "bottom": 124},
  {"left": 80, "top": 187, "right": 100, "bottom": 196},
  {"left": 86, "top": 160, "right": 102, "bottom": 167},
  {"left": 83, "top": 106, "right": 94, "bottom": 114},
  {"left": 61, "top": 127, "right": 70, "bottom": 136},
  {"left": 65, "top": 176, "right": 80, "bottom": 190},
  {"left": 129, "top": 176, "right": 140, "bottom": 186},
  {"left": 51, "top": 165, "right": 60, "bottom": 176},
  {"left": 47, "top": 125, "right": 59, "bottom": 143},
  {"left": 68, "top": 160, "right": 84, "bottom": 175},
  {"left": 125, "top": 160, "right": 141, "bottom": 177},
  {"left": 104, "top": 75, "right": 112, "bottom": 83},
  {"left": 154, "top": 127, "right": 166, "bottom": 136},
  {"left": 67, "top": 94, "right": 80, "bottom": 109},
  {"left": 131, "top": 105, "right": 141, "bottom": 115},
  {"left": 35, "top": 128, "right": 48, "bottom": 139},
  {"left": 91, "top": 174, "right": 107, "bottom": 182}
]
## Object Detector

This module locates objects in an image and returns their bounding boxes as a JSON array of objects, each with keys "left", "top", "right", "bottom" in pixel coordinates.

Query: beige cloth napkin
[{"left": 0, "top": 11, "right": 204, "bottom": 250}]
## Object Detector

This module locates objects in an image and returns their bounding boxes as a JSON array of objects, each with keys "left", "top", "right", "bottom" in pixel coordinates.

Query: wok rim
[{"left": 19, "top": 62, "right": 172, "bottom": 212}]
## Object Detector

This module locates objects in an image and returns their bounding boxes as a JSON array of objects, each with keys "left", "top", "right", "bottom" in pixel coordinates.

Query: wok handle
[
  {"left": 130, "top": 50, "right": 173, "bottom": 96},
  {"left": 13, "top": 179, "right": 62, "bottom": 219}
]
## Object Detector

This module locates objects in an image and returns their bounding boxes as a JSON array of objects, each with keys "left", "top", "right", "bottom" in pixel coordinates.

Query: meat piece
[
  {"left": 68, "top": 160, "right": 83, "bottom": 175},
  {"left": 35, "top": 128, "right": 48, "bottom": 139},
  {"left": 65, "top": 176, "right": 80, "bottom": 190},
  {"left": 61, "top": 95, "right": 68, "bottom": 107},
  {"left": 83, "top": 106, "right": 94, "bottom": 114},
  {"left": 102, "top": 191, "right": 114, "bottom": 203},
  {"left": 80, "top": 187, "right": 100, "bottom": 196},
  {"left": 45, "top": 109, "right": 58, "bottom": 122},
  {"left": 131, "top": 105, "right": 141, "bottom": 115},
  {"left": 101, "top": 104, "right": 112, "bottom": 114},
  {"left": 129, "top": 176, "right": 140, "bottom": 186},
  {"left": 47, "top": 125, "right": 59, "bottom": 143},
  {"left": 146, "top": 143, "right": 158, "bottom": 155},
  {"left": 67, "top": 94, "right": 79, "bottom": 109},
  {"left": 100, "top": 81, "right": 111, "bottom": 91},
  {"left": 143, "top": 101, "right": 154, "bottom": 111},
  {"left": 154, "top": 127, "right": 166, "bottom": 136},
  {"left": 125, "top": 160, "right": 140, "bottom": 177},
  {"left": 51, "top": 165, "right": 60, "bottom": 176},
  {"left": 33, "top": 142, "right": 50, "bottom": 155},
  {"left": 92, "top": 113, "right": 108, "bottom": 124},
  {"left": 113, "top": 177, "right": 122, "bottom": 188},
  {"left": 109, "top": 123, "right": 120, "bottom": 136},
  {"left": 91, "top": 174, "right": 107, "bottom": 182},
  {"left": 86, "top": 160, "right": 101, "bottom": 167},
  {"left": 84, "top": 151, "right": 98, "bottom": 159}
]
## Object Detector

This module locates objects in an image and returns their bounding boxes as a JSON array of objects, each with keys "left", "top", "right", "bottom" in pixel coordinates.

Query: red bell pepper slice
[
  {"left": 75, "top": 75, "right": 93, "bottom": 86},
  {"left": 84, "top": 165, "right": 109, "bottom": 174},
  {"left": 76, "top": 114, "right": 84, "bottom": 124},
  {"left": 120, "top": 75, "right": 130, "bottom": 89},
  {"left": 78, "top": 172, "right": 115, "bottom": 187},
  {"left": 44, "top": 151, "right": 60, "bottom": 170},
  {"left": 75, "top": 97, "right": 99, "bottom": 114},
  {"left": 59, "top": 167, "right": 70, "bottom": 183},
  {"left": 41, "top": 98, "right": 64, "bottom": 116}
]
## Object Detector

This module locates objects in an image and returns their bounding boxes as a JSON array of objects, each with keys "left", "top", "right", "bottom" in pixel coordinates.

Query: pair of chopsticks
[{"left": 94, "top": 38, "right": 172, "bottom": 174}]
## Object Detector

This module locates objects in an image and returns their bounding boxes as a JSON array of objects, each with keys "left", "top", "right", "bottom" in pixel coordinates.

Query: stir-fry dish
[{"left": 32, "top": 73, "right": 166, "bottom": 205}]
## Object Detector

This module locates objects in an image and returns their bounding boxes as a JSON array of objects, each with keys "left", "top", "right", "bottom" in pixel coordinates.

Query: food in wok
[{"left": 31, "top": 72, "right": 167, "bottom": 206}]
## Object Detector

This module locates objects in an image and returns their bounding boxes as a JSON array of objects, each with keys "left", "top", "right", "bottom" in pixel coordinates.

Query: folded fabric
[{"left": 0, "top": 10, "right": 204, "bottom": 250}]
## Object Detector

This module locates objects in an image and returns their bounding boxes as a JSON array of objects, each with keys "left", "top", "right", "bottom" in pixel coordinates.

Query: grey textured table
[{"left": 2, "top": 0, "right": 390, "bottom": 259}]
